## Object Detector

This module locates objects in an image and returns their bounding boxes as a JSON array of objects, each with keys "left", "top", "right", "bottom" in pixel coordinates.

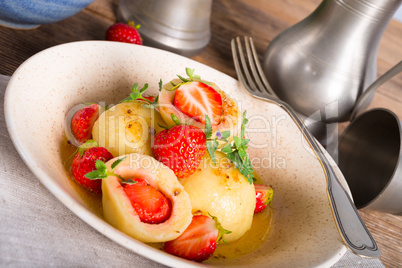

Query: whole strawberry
[
  {"left": 164, "top": 214, "right": 231, "bottom": 262},
  {"left": 254, "top": 184, "right": 274, "bottom": 213},
  {"left": 153, "top": 122, "right": 206, "bottom": 178},
  {"left": 71, "top": 103, "right": 100, "bottom": 145},
  {"left": 105, "top": 21, "right": 142, "bottom": 45},
  {"left": 71, "top": 140, "right": 113, "bottom": 194}
]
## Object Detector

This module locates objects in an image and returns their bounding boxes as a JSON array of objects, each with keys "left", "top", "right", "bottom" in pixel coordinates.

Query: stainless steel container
[
  {"left": 262, "top": 0, "right": 401, "bottom": 141},
  {"left": 117, "top": 0, "right": 212, "bottom": 57},
  {"left": 338, "top": 108, "right": 402, "bottom": 215}
]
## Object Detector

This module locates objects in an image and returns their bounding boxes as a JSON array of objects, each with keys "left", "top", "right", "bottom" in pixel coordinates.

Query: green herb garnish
[
  {"left": 121, "top": 80, "right": 161, "bottom": 108},
  {"left": 205, "top": 111, "right": 254, "bottom": 184},
  {"left": 85, "top": 156, "right": 136, "bottom": 184},
  {"left": 168, "top": 68, "right": 212, "bottom": 92},
  {"left": 121, "top": 82, "right": 149, "bottom": 102}
]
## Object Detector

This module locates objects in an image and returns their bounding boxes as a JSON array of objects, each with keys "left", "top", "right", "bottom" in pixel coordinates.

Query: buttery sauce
[
  {"left": 61, "top": 139, "right": 273, "bottom": 261},
  {"left": 210, "top": 206, "right": 273, "bottom": 261}
]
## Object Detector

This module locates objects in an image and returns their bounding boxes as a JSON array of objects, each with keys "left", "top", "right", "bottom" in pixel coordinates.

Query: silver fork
[{"left": 231, "top": 36, "right": 380, "bottom": 258}]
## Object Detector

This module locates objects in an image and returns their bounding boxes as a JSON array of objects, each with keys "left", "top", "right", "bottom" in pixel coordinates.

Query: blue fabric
[{"left": 0, "top": 0, "right": 94, "bottom": 28}]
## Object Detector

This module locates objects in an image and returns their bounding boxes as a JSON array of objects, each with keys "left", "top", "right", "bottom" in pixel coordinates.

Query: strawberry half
[
  {"left": 164, "top": 214, "right": 230, "bottom": 262},
  {"left": 71, "top": 140, "right": 113, "bottom": 194},
  {"left": 173, "top": 82, "right": 223, "bottom": 126},
  {"left": 71, "top": 103, "right": 100, "bottom": 144},
  {"left": 123, "top": 177, "right": 172, "bottom": 224},
  {"left": 105, "top": 21, "right": 142, "bottom": 45},
  {"left": 152, "top": 124, "right": 206, "bottom": 178},
  {"left": 254, "top": 184, "right": 274, "bottom": 213}
]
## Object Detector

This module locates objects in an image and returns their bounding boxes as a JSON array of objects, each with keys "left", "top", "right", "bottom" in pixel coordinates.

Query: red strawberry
[
  {"left": 105, "top": 21, "right": 142, "bottom": 45},
  {"left": 71, "top": 140, "right": 113, "bottom": 194},
  {"left": 123, "top": 177, "right": 172, "bottom": 224},
  {"left": 164, "top": 215, "right": 230, "bottom": 262},
  {"left": 254, "top": 184, "right": 274, "bottom": 213},
  {"left": 153, "top": 124, "right": 206, "bottom": 178},
  {"left": 173, "top": 82, "right": 223, "bottom": 126},
  {"left": 71, "top": 104, "right": 99, "bottom": 144},
  {"left": 138, "top": 95, "right": 156, "bottom": 103}
]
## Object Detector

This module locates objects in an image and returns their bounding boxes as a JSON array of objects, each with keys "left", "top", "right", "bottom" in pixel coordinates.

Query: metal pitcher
[{"left": 262, "top": 0, "right": 401, "bottom": 143}]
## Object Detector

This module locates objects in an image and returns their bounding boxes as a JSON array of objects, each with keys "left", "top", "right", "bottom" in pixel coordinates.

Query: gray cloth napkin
[{"left": 0, "top": 74, "right": 383, "bottom": 267}]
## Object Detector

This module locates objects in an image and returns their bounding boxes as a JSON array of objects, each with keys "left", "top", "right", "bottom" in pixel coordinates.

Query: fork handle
[{"left": 280, "top": 101, "right": 381, "bottom": 258}]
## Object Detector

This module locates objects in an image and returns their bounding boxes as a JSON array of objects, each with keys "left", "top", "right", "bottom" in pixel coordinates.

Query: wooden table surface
[{"left": 1, "top": 0, "right": 401, "bottom": 267}]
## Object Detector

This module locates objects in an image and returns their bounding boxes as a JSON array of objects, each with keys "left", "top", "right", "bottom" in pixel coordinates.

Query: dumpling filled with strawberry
[
  {"left": 158, "top": 68, "right": 242, "bottom": 140},
  {"left": 91, "top": 84, "right": 165, "bottom": 157},
  {"left": 98, "top": 154, "right": 193, "bottom": 243}
]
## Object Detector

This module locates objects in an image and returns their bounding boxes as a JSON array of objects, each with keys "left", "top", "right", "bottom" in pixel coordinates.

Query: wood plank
[{"left": 0, "top": 9, "right": 110, "bottom": 76}]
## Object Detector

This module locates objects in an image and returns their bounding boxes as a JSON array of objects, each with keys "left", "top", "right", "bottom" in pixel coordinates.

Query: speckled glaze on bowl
[
  {"left": 0, "top": 0, "right": 94, "bottom": 29},
  {"left": 4, "top": 41, "right": 348, "bottom": 267}
]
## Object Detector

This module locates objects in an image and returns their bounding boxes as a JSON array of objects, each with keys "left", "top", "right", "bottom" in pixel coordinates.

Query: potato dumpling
[
  {"left": 180, "top": 151, "right": 255, "bottom": 243},
  {"left": 102, "top": 154, "right": 193, "bottom": 243},
  {"left": 158, "top": 78, "right": 242, "bottom": 139},
  {"left": 92, "top": 101, "right": 165, "bottom": 157}
]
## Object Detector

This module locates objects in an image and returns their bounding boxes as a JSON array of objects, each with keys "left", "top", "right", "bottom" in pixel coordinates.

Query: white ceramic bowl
[{"left": 4, "top": 41, "right": 348, "bottom": 267}]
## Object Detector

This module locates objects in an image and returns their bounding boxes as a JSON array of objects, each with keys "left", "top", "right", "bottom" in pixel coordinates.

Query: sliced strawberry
[
  {"left": 123, "top": 177, "right": 172, "bottom": 224},
  {"left": 71, "top": 104, "right": 99, "bottom": 144},
  {"left": 173, "top": 82, "right": 223, "bottom": 126},
  {"left": 71, "top": 140, "right": 113, "bottom": 194},
  {"left": 254, "top": 184, "right": 274, "bottom": 213},
  {"left": 164, "top": 215, "right": 229, "bottom": 262},
  {"left": 152, "top": 124, "right": 206, "bottom": 178}
]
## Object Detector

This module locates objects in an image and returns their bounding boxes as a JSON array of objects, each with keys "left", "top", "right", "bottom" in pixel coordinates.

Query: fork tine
[
  {"left": 247, "top": 37, "right": 278, "bottom": 98},
  {"left": 244, "top": 37, "right": 265, "bottom": 94},
  {"left": 231, "top": 38, "right": 245, "bottom": 87},
  {"left": 231, "top": 37, "right": 261, "bottom": 94}
]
